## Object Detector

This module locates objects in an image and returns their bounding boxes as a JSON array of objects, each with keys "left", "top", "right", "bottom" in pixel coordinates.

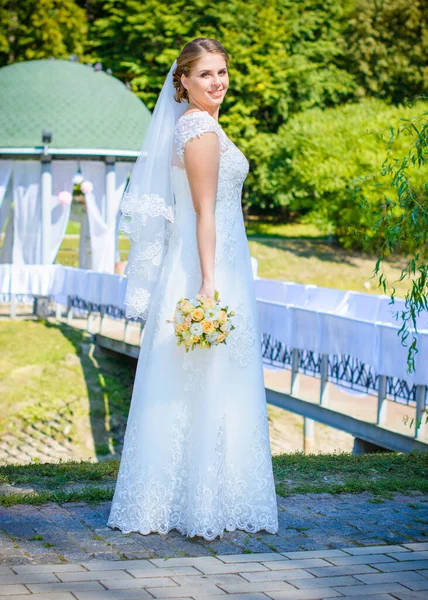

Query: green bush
[{"left": 265, "top": 97, "right": 427, "bottom": 246}]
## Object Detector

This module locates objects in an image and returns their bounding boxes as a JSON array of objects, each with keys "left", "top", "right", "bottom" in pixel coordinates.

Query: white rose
[
  {"left": 190, "top": 322, "right": 203, "bottom": 336},
  {"left": 205, "top": 308, "right": 220, "bottom": 322},
  {"left": 206, "top": 332, "right": 218, "bottom": 344},
  {"left": 220, "top": 321, "right": 231, "bottom": 333}
]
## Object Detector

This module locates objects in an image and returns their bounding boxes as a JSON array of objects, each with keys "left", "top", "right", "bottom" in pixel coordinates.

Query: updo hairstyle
[{"left": 172, "top": 38, "right": 229, "bottom": 104}]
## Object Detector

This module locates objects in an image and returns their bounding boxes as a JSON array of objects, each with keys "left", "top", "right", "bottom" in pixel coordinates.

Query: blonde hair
[{"left": 173, "top": 38, "right": 229, "bottom": 103}]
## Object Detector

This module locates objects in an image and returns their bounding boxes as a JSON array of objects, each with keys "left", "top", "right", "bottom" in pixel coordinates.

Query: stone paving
[
  {"left": 0, "top": 492, "right": 427, "bottom": 561},
  {"left": 1, "top": 544, "right": 428, "bottom": 598}
]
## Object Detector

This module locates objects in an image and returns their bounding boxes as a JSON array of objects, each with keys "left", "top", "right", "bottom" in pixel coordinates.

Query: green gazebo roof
[{"left": 0, "top": 59, "right": 151, "bottom": 152}]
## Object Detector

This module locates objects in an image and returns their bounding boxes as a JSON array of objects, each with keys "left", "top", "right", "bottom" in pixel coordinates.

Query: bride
[{"left": 107, "top": 38, "right": 278, "bottom": 541}]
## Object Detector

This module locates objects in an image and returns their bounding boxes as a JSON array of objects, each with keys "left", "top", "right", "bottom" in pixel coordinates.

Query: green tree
[
  {"left": 353, "top": 100, "right": 428, "bottom": 372},
  {"left": 263, "top": 98, "right": 427, "bottom": 237},
  {"left": 343, "top": 0, "right": 428, "bottom": 104},
  {"left": 0, "top": 0, "right": 87, "bottom": 66},
  {"left": 87, "top": 0, "right": 358, "bottom": 210}
]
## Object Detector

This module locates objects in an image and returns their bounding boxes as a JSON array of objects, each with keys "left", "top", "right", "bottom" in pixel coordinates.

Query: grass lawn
[
  {"left": 58, "top": 220, "right": 408, "bottom": 296},
  {"left": 0, "top": 320, "right": 135, "bottom": 463},
  {"left": 1, "top": 451, "right": 427, "bottom": 506},
  {"left": 1, "top": 319, "right": 427, "bottom": 506}
]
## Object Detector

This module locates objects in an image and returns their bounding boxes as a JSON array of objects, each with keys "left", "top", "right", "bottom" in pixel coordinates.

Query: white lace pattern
[{"left": 107, "top": 404, "right": 278, "bottom": 540}]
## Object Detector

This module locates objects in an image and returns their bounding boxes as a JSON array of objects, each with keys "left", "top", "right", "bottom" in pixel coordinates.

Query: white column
[
  {"left": 41, "top": 157, "right": 52, "bottom": 264},
  {"left": 105, "top": 158, "right": 117, "bottom": 269},
  {"left": 105, "top": 157, "right": 116, "bottom": 227}
]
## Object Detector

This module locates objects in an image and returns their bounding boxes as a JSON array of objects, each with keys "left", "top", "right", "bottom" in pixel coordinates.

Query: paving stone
[
  {"left": 217, "top": 553, "right": 285, "bottom": 563},
  {"left": 26, "top": 581, "right": 105, "bottom": 593},
  {"left": 333, "top": 596, "right": 397, "bottom": 600},
  {"left": 375, "top": 560, "right": 428, "bottom": 572},
  {"left": 193, "top": 595, "right": 267, "bottom": 600},
  {"left": 280, "top": 550, "right": 348, "bottom": 560},
  {"left": 0, "top": 572, "right": 60, "bottom": 584},
  {"left": 325, "top": 554, "right": 397, "bottom": 566},
  {"left": 128, "top": 566, "right": 202, "bottom": 578},
  {"left": 287, "top": 576, "right": 360, "bottom": 589},
  {"left": 0, "top": 567, "right": 14, "bottom": 575},
  {"left": 385, "top": 551, "right": 428, "bottom": 561},
  {"left": 238, "top": 569, "right": 315, "bottom": 583},
  {"left": 401, "top": 578, "right": 428, "bottom": 591},
  {"left": 13, "top": 563, "right": 86, "bottom": 573},
  {"left": 0, "top": 584, "right": 31, "bottom": 596},
  {"left": 204, "top": 580, "right": 296, "bottom": 594},
  {"left": 204, "top": 563, "right": 274, "bottom": 576},
  {"left": 144, "top": 582, "right": 226, "bottom": 597},
  {"left": 0, "top": 594, "right": 76, "bottom": 600},
  {"left": 390, "top": 592, "right": 428, "bottom": 600},
  {"left": 332, "top": 582, "right": 411, "bottom": 596},
  {"left": 260, "top": 559, "right": 332, "bottom": 570},
  {"left": 306, "top": 564, "right": 379, "bottom": 577},
  {"left": 102, "top": 577, "right": 178, "bottom": 589},
  {"left": 82, "top": 560, "right": 156, "bottom": 571},
  {"left": 57, "top": 570, "right": 135, "bottom": 582},
  {"left": 170, "top": 573, "right": 248, "bottom": 586},
  {"left": 254, "top": 588, "right": 343, "bottom": 599},
  {"left": 403, "top": 543, "right": 428, "bottom": 551},
  {"left": 74, "top": 592, "right": 154, "bottom": 600},
  {"left": 342, "top": 545, "right": 409, "bottom": 555},
  {"left": 354, "top": 571, "right": 426, "bottom": 585},
  {"left": 149, "top": 557, "right": 224, "bottom": 568}
]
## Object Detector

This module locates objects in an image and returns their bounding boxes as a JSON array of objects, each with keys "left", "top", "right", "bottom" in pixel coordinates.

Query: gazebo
[{"left": 0, "top": 58, "right": 150, "bottom": 273}]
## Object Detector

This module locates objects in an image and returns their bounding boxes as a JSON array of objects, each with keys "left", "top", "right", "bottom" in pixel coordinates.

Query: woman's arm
[{"left": 183, "top": 131, "right": 220, "bottom": 299}]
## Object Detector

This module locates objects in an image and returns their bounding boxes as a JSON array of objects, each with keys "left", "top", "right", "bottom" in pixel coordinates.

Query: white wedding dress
[{"left": 107, "top": 110, "right": 278, "bottom": 540}]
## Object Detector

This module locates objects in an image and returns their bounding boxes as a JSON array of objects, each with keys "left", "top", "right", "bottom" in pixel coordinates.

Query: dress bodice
[{"left": 171, "top": 111, "right": 250, "bottom": 268}]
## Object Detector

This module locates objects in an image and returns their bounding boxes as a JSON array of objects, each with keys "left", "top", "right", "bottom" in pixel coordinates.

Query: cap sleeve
[{"left": 174, "top": 111, "right": 225, "bottom": 163}]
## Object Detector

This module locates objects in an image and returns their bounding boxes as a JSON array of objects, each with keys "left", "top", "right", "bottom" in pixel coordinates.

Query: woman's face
[{"left": 182, "top": 53, "right": 229, "bottom": 110}]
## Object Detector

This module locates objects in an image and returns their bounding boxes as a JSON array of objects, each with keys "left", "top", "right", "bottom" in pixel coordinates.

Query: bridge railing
[{"left": 1, "top": 264, "right": 427, "bottom": 444}]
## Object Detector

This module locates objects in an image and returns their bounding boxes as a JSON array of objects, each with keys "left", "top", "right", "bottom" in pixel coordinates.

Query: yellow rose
[
  {"left": 192, "top": 308, "right": 205, "bottom": 321},
  {"left": 202, "top": 298, "right": 214, "bottom": 309},
  {"left": 219, "top": 310, "right": 227, "bottom": 323},
  {"left": 192, "top": 335, "right": 200, "bottom": 343},
  {"left": 180, "top": 300, "right": 193, "bottom": 314},
  {"left": 181, "top": 322, "right": 190, "bottom": 331},
  {"left": 217, "top": 333, "right": 226, "bottom": 343},
  {"left": 175, "top": 325, "right": 181, "bottom": 334},
  {"left": 202, "top": 320, "right": 215, "bottom": 334}
]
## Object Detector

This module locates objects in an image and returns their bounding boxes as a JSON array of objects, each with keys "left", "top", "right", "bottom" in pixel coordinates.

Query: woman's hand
[{"left": 198, "top": 281, "right": 216, "bottom": 299}]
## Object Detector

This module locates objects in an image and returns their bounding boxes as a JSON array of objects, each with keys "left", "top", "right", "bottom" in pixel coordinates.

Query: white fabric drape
[
  {"left": 81, "top": 160, "right": 133, "bottom": 273},
  {"left": 0, "top": 160, "right": 13, "bottom": 264},
  {"left": 0, "top": 160, "right": 12, "bottom": 228},
  {"left": 0, "top": 159, "right": 134, "bottom": 271},
  {"left": 50, "top": 160, "right": 77, "bottom": 263},
  {"left": 12, "top": 161, "right": 42, "bottom": 265}
]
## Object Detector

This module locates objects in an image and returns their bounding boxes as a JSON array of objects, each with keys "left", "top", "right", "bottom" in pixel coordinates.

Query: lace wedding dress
[{"left": 107, "top": 110, "right": 278, "bottom": 540}]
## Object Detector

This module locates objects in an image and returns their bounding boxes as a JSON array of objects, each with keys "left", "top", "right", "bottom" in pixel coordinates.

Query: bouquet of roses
[{"left": 167, "top": 290, "right": 236, "bottom": 352}]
